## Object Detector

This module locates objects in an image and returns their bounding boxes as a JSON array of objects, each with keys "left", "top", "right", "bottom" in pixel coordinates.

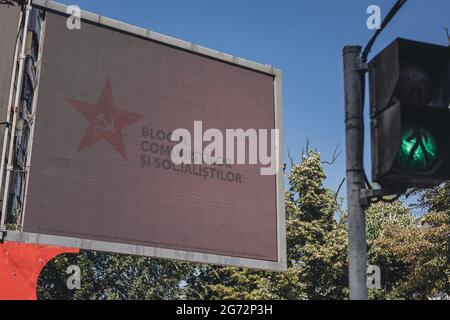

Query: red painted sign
[{"left": 0, "top": 241, "right": 78, "bottom": 300}]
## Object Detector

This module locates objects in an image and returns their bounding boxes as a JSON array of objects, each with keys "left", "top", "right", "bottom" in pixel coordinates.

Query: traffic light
[{"left": 369, "top": 38, "right": 450, "bottom": 188}]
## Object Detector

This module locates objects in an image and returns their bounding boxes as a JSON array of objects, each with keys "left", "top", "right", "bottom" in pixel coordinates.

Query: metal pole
[
  {"left": 343, "top": 46, "right": 368, "bottom": 300},
  {"left": 0, "top": 0, "right": 33, "bottom": 229}
]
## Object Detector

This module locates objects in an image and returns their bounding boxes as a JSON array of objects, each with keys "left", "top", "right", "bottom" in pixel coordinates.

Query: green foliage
[
  {"left": 37, "top": 251, "right": 191, "bottom": 300},
  {"left": 365, "top": 187, "right": 450, "bottom": 300}
]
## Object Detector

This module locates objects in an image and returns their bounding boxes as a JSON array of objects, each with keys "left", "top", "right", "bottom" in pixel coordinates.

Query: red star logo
[{"left": 68, "top": 81, "right": 143, "bottom": 160}]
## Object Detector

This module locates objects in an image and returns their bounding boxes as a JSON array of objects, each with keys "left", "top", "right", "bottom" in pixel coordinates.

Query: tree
[
  {"left": 365, "top": 186, "right": 450, "bottom": 299},
  {"left": 184, "top": 151, "right": 348, "bottom": 300},
  {"left": 37, "top": 251, "right": 191, "bottom": 300},
  {"left": 364, "top": 201, "right": 416, "bottom": 299}
]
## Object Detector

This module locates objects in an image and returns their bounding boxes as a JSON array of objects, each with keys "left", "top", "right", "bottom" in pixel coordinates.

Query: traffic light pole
[{"left": 343, "top": 46, "right": 368, "bottom": 300}]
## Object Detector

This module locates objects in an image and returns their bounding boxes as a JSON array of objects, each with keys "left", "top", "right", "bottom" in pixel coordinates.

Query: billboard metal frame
[
  {"left": 4, "top": 0, "right": 286, "bottom": 272},
  {"left": 0, "top": 6, "right": 24, "bottom": 228}
]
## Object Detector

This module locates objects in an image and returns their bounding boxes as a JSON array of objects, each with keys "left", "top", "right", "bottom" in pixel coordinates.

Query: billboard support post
[
  {"left": 343, "top": 46, "right": 368, "bottom": 300},
  {"left": 0, "top": 0, "right": 33, "bottom": 233}
]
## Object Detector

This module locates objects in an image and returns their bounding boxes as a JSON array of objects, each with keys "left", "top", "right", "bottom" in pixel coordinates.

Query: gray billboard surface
[
  {"left": 16, "top": 1, "right": 285, "bottom": 271},
  {"left": 0, "top": 4, "right": 20, "bottom": 151}
]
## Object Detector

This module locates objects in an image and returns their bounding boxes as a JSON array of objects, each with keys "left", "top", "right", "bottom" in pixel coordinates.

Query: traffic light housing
[{"left": 369, "top": 38, "right": 450, "bottom": 188}]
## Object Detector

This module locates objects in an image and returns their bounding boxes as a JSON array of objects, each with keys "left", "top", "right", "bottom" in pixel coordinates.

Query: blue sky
[{"left": 57, "top": 0, "right": 450, "bottom": 194}]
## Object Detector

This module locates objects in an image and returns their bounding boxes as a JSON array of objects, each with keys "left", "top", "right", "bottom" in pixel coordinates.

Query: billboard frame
[{"left": 4, "top": 0, "right": 286, "bottom": 272}]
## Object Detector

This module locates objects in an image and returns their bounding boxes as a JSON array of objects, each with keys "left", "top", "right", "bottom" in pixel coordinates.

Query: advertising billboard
[{"left": 6, "top": 0, "right": 285, "bottom": 271}]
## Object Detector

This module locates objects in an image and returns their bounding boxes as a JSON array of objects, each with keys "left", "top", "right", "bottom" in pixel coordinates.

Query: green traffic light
[{"left": 395, "top": 124, "right": 439, "bottom": 173}]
